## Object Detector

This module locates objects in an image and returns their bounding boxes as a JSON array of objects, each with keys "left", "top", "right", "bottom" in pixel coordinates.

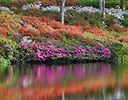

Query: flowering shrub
[
  {"left": 0, "top": 35, "right": 111, "bottom": 63},
  {"left": 108, "top": 42, "right": 128, "bottom": 58},
  {"left": 46, "top": 21, "right": 65, "bottom": 29},
  {"left": 0, "top": 6, "right": 10, "bottom": 11},
  {"left": 0, "top": 2, "right": 128, "bottom": 63},
  {"left": 0, "top": 36, "right": 112, "bottom": 63},
  {"left": 2, "top": 2, "right": 127, "bottom": 30},
  {"left": 18, "top": 5, "right": 127, "bottom": 31},
  {"left": 16, "top": 38, "right": 111, "bottom": 62},
  {"left": 113, "top": 18, "right": 122, "bottom": 26},
  {"left": 65, "top": 0, "right": 76, "bottom": 6},
  {"left": 41, "top": 1, "right": 56, "bottom": 7},
  {"left": 119, "top": 37, "right": 128, "bottom": 43},
  {"left": 0, "top": 37, "right": 18, "bottom": 61},
  {"left": 83, "top": 26, "right": 116, "bottom": 42},
  {"left": 107, "top": 25, "right": 127, "bottom": 34},
  {"left": 1, "top": 1, "right": 128, "bottom": 20}
]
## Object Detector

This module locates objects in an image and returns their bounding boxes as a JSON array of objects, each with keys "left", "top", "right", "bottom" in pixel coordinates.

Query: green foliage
[
  {"left": 83, "top": 31, "right": 112, "bottom": 44},
  {"left": 125, "top": 1, "right": 128, "bottom": 10},
  {"left": 0, "top": 56, "right": 10, "bottom": 66},
  {"left": 75, "top": 1, "right": 128, "bottom": 10},
  {"left": 0, "top": 0, "right": 12, "bottom": 8},
  {"left": 0, "top": 1, "right": 128, "bottom": 63},
  {"left": 17, "top": 42, "right": 33, "bottom": 62},
  {"left": 108, "top": 42, "right": 128, "bottom": 57},
  {"left": 0, "top": 37, "right": 18, "bottom": 61},
  {"left": 120, "top": 18, "right": 128, "bottom": 28},
  {"left": 0, "top": 0, "right": 36, "bottom": 8},
  {"left": 123, "top": 55, "right": 128, "bottom": 63},
  {"left": 104, "top": 15, "right": 115, "bottom": 27}
]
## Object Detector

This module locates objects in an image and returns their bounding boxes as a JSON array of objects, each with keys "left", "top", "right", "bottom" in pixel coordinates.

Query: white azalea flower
[
  {"left": 0, "top": 6, "right": 10, "bottom": 11},
  {"left": 21, "top": 36, "right": 32, "bottom": 43}
]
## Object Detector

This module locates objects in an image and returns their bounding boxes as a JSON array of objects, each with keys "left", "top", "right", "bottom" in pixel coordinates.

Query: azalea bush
[
  {"left": 16, "top": 38, "right": 112, "bottom": 62},
  {"left": 0, "top": 35, "right": 112, "bottom": 63},
  {"left": 0, "top": 37, "right": 18, "bottom": 61},
  {"left": 107, "top": 25, "right": 128, "bottom": 34},
  {"left": 15, "top": 5, "right": 128, "bottom": 29},
  {"left": 0, "top": 56, "right": 10, "bottom": 66},
  {"left": 0, "top": 0, "right": 38, "bottom": 8},
  {"left": 41, "top": 1, "right": 56, "bottom": 7},
  {"left": 108, "top": 42, "right": 128, "bottom": 60},
  {"left": 1, "top": 0, "right": 128, "bottom": 29}
]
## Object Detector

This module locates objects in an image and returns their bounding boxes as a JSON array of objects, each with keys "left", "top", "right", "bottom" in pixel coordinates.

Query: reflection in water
[
  {"left": 0, "top": 63, "right": 128, "bottom": 100},
  {"left": 113, "top": 88, "right": 125, "bottom": 100},
  {"left": 22, "top": 75, "right": 32, "bottom": 88},
  {"left": 6, "top": 66, "right": 13, "bottom": 84}
]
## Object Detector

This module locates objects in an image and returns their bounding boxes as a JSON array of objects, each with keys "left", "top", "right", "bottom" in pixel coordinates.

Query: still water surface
[{"left": 0, "top": 63, "right": 128, "bottom": 100}]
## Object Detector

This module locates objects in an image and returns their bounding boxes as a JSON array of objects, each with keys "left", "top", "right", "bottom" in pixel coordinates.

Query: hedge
[{"left": 75, "top": 1, "right": 128, "bottom": 10}]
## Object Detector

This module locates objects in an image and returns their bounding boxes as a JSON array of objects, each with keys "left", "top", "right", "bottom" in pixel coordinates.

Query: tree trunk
[
  {"left": 99, "top": 0, "right": 105, "bottom": 18},
  {"left": 60, "top": 0, "right": 65, "bottom": 24},
  {"left": 99, "top": 0, "right": 103, "bottom": 13},
  {"left": 102, "top": 0, "right": 105, "bottom": 18},
  {"left": 120, "top": 0, "right": 125, "bottom": 11}
]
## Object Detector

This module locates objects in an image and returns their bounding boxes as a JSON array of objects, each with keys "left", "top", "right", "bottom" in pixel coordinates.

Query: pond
[{"left": 0, "top": 63, "right": 128, "bottom": 100}]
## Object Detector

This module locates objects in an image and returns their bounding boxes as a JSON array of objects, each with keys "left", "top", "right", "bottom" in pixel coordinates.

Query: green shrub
[
  {"left": 0, "top": 56, "right": 10, "bottom": 66},
  {"left": 0, "top": 37, "right": 18, "bottom": 61},
  {"left": 0, "top": 0, "right": 35, "bottom": 8},
  {"left": 120, "top": 18, "right": 128, "bottom": 28},
  {"left": 75, "top": 1, "right": 128, "bottom": 10},
  {"left": 108, "top": 42, "right": 128, "bottom": 57}
]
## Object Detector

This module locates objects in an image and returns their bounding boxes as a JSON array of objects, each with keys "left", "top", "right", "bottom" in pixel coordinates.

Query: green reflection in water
[{"left": 0, "top": 65, "right": 9, "bottom": 86}]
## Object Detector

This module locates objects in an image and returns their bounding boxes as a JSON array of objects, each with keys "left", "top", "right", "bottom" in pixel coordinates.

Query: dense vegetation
[
  {"left": 0, "top": 0, "right": 128, "bottom": 65},
  {"left": 0, "top": 0, "right": 128, "bottom": 10}
]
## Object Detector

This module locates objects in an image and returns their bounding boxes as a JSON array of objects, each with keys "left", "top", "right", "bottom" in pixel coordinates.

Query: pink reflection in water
[
  {"left": 6, "top": 66, "right": 13, "bottom": 84},
  {"left": 5, "top": 63, "right": 112, "bottom": 87},
  {"left": 0, "top": 63, "right": 119, "bottom": 100}
]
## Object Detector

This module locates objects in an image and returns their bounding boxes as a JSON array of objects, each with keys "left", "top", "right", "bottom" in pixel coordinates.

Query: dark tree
[{"left": 120, "top": 0, "right": 125, "bottom": 11}]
